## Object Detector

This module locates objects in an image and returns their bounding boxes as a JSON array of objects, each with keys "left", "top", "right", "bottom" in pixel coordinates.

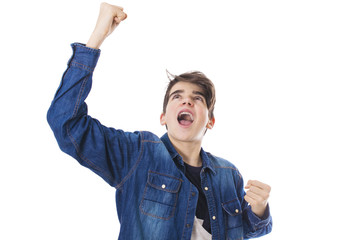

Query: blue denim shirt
[{"left": 47, "top": 43, "right": 272, "bottom": 240}]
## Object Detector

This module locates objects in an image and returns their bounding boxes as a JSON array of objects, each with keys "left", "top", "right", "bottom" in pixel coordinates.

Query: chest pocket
[
  {"left": 140, "top": 171, "right": 182, "bottom": 220},
  {"left": 222, "top": 198, "right": 244, "bottom": 240}
]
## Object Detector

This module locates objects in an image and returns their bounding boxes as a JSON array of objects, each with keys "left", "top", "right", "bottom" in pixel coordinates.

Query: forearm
[
  {"left": 47, "top": 43, "right": 100, "bottom": 156},
  {"left": 47, "top": 43, "right": 100, "bottom": 132},
  {"left": 243, "top": 204, "right": 272, "bottom": 239},
  {"left": 86, "top": 32, "right": 105, "bottom": 49}
]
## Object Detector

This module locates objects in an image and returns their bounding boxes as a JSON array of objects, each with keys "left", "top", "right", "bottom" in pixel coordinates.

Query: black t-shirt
[{"left": 184, "top": 162, "right": 211, "bottom": 234}]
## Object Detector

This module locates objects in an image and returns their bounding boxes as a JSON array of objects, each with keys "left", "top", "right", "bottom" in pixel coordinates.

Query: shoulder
[
  {"left": 139, "top": 131, "right": 163, "bottom": 143},
  {"left": 206, "top": 152, "right": 245, "bottom": 193},
  {"left": 207, "top": 152, "right": 238, "bottom": 170},
  {"left": 206, "top": 152, "right": 243, "bottom": 179}
]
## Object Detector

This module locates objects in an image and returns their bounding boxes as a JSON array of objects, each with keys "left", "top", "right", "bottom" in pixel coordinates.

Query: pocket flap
[
  {"left": 147, "top": 171, "right": 182, "bottom": 193},
  {"left": 222, "top": 198, "right": 242, "bottom": 216}
]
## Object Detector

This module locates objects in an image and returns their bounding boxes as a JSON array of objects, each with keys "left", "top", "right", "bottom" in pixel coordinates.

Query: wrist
[
  {"left": 251, "top": 204, "right": 267, "bottom": 218},
  {"left": 86, "top": 32, "right": 106, "bottom": 49}
]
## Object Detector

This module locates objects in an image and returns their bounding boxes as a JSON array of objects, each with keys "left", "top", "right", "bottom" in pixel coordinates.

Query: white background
[{"left": 1, "top": 0, "right": 359, "bottom": 239}]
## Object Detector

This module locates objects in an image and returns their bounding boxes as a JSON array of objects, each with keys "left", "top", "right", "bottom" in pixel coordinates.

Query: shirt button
[
  {"left": 235, "top": 209, "right": 239, "bottom": 213},
  {"left": 161, "top": 184, "right": 166, "bottom": 189},
  {"left": 186, "top": 224, "right": 191, "bottom": 228},
  {"left": 212, "top": 216, "right": 216, "bottom": 220},
  {"left": 204, "top": 187, "right": 208, "bottom": 191},
  {"left": 192, "top": 192, "right": 196, "bottom": 196}
]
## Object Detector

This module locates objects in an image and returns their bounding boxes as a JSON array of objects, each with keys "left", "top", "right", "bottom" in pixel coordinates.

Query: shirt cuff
[
  {"left": 247, "top": 204, "right": 272, "bottom": 229},
  {"left": 67, "top": 43, "right": 101, "bottom": 72}
]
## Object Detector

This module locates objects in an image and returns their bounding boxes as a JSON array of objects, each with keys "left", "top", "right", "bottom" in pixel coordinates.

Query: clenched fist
[
  {"left": 86, "top": 2, "right": 127, "bottom": 49},
  {"left": 244, "top": 180, "right": 271, "bottom": 218}
]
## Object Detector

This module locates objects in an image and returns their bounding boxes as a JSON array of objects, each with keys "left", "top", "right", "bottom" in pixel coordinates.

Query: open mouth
[{"left": 177, "top": 111, "right": 194, "bottom": 126}]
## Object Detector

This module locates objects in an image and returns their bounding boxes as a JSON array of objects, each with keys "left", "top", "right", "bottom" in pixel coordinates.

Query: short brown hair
[{"left": 163, "top": 71, "right": 216, "bottom": 119}]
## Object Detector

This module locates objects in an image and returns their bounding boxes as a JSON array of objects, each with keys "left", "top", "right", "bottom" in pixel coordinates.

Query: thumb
[
  {"left": 114, "top": 12, "right": 127, "bottom": 23},
  {"left": 245, "top": 180, "right": 252, "bottom": 189}
]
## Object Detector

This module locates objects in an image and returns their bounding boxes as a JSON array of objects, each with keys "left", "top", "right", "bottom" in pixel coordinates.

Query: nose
[{"left": 182, "top": 98, "right": 193, "bottom": 107}]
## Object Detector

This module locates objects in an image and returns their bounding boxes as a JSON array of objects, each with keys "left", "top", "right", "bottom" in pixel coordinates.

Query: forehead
[{"left": 169, "top": 81, "right": 204, "bottom": 95}]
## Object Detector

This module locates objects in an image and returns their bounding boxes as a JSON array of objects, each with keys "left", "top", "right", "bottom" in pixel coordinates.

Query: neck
[{"left": 168, "top": 134, "right": 203, "bottom": 167}]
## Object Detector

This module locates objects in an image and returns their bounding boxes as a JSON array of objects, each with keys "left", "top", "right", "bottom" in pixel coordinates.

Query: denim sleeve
[
  {"left": 47, "top": 43, "right": 143, "bottom": 188},
  {"left": 236, "top": 171, "right": 273, "bottom": 239}
]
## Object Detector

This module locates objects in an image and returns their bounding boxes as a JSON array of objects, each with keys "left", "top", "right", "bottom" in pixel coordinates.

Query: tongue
[{"left": 179, "top": 120, "right": 193, "bottom": 126}]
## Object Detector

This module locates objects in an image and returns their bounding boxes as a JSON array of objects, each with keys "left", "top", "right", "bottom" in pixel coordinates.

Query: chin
[{"left": 169, "top": 129, "right": 204, "bottom": 143}]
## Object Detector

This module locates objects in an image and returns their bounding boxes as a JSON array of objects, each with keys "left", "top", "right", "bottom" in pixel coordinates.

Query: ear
[
  {"left": 206, "top": 117, "right": 215, "bottom": 129},
  {"left": 160, "top": 112, "right": 166, "bottom": 126}
]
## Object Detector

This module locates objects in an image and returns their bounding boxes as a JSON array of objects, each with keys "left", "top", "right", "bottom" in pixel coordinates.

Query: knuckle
[
  {"left": 100, "top": 2, "right": 108, "bottom": 8},
  {"left": 264, "top": 185, "right": 271, "bottom": 193}
]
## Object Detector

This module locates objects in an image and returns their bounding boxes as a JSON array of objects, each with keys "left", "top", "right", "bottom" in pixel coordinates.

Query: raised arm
[{"left": 47, "top": 3, "right": 142, "bottom": 188}]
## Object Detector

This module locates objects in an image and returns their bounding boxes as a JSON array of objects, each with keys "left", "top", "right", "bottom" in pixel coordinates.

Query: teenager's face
[{"left": 160, "top": 81, "right": 215, "bottom": 143}]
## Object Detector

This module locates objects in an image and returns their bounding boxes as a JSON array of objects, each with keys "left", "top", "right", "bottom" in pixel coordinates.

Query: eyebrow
[
  {"left": 193, "top": 91, "right": 205, "bottom": 98},
  {"left": 169, "top": 89, "right": 184, "bottom": 98},
  {"left": 169, "top": 89, "right": 205, "bottom": 98}
]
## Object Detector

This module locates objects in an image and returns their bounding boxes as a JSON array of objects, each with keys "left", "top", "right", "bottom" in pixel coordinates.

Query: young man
[{"left": 47, "top": 3, "right": 272, "bottom": 240}]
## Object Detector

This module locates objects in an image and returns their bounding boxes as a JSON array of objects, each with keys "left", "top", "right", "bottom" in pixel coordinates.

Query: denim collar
[{"left": 160, "top": 133, "right": 216, "bottom": 175}]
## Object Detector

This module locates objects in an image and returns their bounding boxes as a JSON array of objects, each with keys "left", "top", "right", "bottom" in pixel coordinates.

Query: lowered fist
[{"left": 244, "top": 180, "right": 271, "bottom": 218}]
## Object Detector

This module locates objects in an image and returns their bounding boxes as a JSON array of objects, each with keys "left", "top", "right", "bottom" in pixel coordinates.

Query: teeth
[{"left": 179, "top": 112, "right": 194, "bottom": 121}]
